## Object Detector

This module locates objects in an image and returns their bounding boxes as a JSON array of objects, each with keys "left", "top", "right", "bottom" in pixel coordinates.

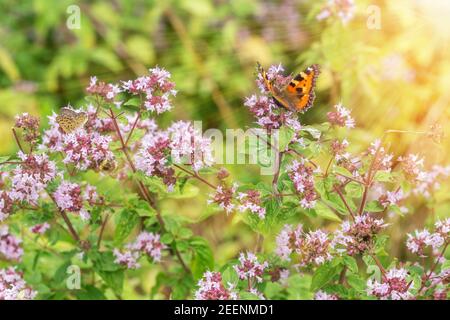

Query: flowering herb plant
[{"left": 0, "top": 64, "right": 448, "bottom": 301}]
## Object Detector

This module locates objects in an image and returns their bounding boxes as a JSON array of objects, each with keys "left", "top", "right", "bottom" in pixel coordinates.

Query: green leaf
[
  {"left": 189, "top": 237, "right": 214, "bottom": 279},
  {"left": 311, "top": 262, "right": 339, "bottom": 291},
  {"left": 345, "top": 182, "right": 363, "bottom": 198},
  {"left": 302, "top": 126, "right": 322, "bottom": 140},
  {"left": 221, "top": 265, "right": 239, "bottom": 285},
  {"left": 0, "top": 156, "right": 11, "bottom": 163},
  {"left": 177, "top": 227, "right": 193, "bottom": 239},
  {"left": 161, "top": 233, "right": 174, "bottom": 244},
  {"left": 114, "top": 209, "right": 139, "bottom": 244},
  {"left": 373, "top": 171, "right": 393, "bottom": 182},
  {"left": 75, "top": 285, "right": 107, "bottom": 300},
  {"left": 90, "top": 251, "right": 122, "bottom": 272},
  {"left": 347, "top": 274, "right": 366, "bottom": 291},
  {"left": 287, "top": 274, "right": 313, "bottom": 299},
  {"left": 343, "top": 256, "right": 358, "bottom": 273},
  {"left": 333, "top": 166, "right": 353, "bottom": 178},
  {"left": 98, "top": 270, "right": 124, "bottom": 295},
  {"left": 365, "top": 200, "right": 385, "bottom": 212},
  {"left": 166, "top": 183, "right": 199, "bottom": 199},
  {"left": 264, "top": 282, "right": 283, "bottom": 299},
  {"left": 278, "top": 126, "right": 295, "bottom": 151},
  {"left": 239, "top": 291, "right": 261, "bottom": 300},
  {"left": 123, "top": 97, "right": 141, "bottom": 108},
  {"left": 314, "top": 202, "right": 341, "bottom": 222}
]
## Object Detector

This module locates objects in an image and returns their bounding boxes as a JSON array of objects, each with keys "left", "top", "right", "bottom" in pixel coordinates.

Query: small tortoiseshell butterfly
[{"left": 257, "top": 62, "right": 320, "bottom": 113}]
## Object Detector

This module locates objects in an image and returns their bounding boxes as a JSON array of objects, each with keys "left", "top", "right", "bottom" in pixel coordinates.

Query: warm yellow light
[{"left": 414, "top": 0, "right": 450, "bottom": 40}]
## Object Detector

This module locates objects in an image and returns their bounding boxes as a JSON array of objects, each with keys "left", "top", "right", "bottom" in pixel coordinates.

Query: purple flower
[
  {"left": 0, "top": 267, "right": 37, "bottom": 300},
  {"left": 333, "top": 214, "right": 387, "bottom": 256},
  {"left": 233, "top": 252, "right": 268, "bottom": 283},
  {"left": 9, "top": 152, "right": 57, "bottom": 205},
  {"left": 237, "top": 190, "right": 266, "bottom": 219},
  {"left": 114, "top": 231, "right": 166, "bottom": 269},
  {"left": 0, "top": 225, "right": 23, "bottom": 262},
  {"left": 367, "top": 268, "right": 412, "bottom": 300},
  {"left": 30, "top": 222, "right": 50, "bottom": 235},
  {"left": 121, "top": 67, "right": 177, "bottom": 114},
  {"left": 315, "top": 290, "right": 339, "bottom": 300},
  {"left": 14, "top": 113, "right": 40, "bottom": 145},
  {"left": 194, "top": 271, "right": 238, "bottom": 300},
  {"left": 276, "top": 224, "right": 332, "bottom": 267},
  {"left": 327, "top": 103, "right": 355, "bottom": 128},
  {"left": 0, "top": 191, "right": 13, "bottom": 222},
  {"left": 288, "top": 160, "right": 317, "bottom": 209}
]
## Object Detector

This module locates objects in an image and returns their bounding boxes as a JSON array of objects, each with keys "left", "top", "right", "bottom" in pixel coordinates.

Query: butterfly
[
  {"left": 56, "top": 107, "right": 88, "bottom": 133},
  {"left": 257, "top": 62, "right": 320, "bottom": 112}
]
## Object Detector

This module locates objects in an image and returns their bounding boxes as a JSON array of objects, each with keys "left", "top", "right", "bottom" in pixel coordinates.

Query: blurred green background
[{"left": 1, "top": 0, "right": 450, "bottom": 298}]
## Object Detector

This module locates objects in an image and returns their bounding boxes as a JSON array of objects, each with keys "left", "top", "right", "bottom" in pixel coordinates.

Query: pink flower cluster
[
  {"left": 86, "top": 76, "right": 121, "bottom": 103},
  {"left": 406, "top": 218, "right": 449, "bottom": 257},
  {"left": 8, "top": 152, "right": 57, "bottom": 206},
  {"left": 61, "top": 129, "right": 114, "bottom": 171},
  {"left": 113, "top": 231, "right": 166, "bottom": 269},
  {"left": 233, "top": 252, "right": 268, "bottom": 283},
  {"left": 378, "top": 188, "right": 404, "bottom": 208},
  {"left": 40, "top": 111, "right": 114, "bottom": 171},
  {"left": 207, "top": 169, "right": 266, "bottom": 218},
  {"left": 194, "top": 271, "right": 238, "bottom": 300},
  {"left": 121, "top": 67, "right": 177, "bottom": 114},
  {"left": 237, "top": 190, "right": 266, "bottom": 219},
  {"left": 316, "top": 0, "right": 356, "bottom": 25},
  {"left": 85, "top": 104, "right": 115, "bottom": 133},
  {"left": 398, "top": 154, "right": 424, "bottom": 181},
  {"left": 315, "top": 290, "right": 339, "bottom": 300},
  {"left": 208, "top": 181, "right": 239, "bottom": 214},
  {"left": 333, "top": 214, "right": 387, "bottom": 256},
  {"left": 245, "top": 64, "right": 302, "bottom": 130},
  {"left": 0, "top": 191, "right": 13, "bottom": 222},
  {"left": 168, "top": 121, "right": 214, "bottom": 171},
  {"left": 0, "top": 267, "right": 37, "bottom": 300},
  {"left": 120, "top": 114, "right": 157, "bottom": 135},
  {"left": 367, "top": 268, "right": 412, "bottom": 300},
  {"left": 276, "top": 224, "right": 332, "bottom": 267},
  {"left": 53, "top": 181, "right": 97, "bottom": 221},
  {"left": 288, "top": 160, "right": 317, "bottom": 209},
  {"left": 135, "top": 131, "right": 175, "bottom": 189},
  {"left": 327, "top": 103, "right": 355, "bottom": 128},
  {"left": 330, "top": 138, "right": 350, "bottom": 161},
  {"left": 398, "top": 154, "right": 450, "bottom": 197},
  {"left": 14, "top": 113, "right": 40, "bottom": 145},
  {"left": 416, "top": 165, "right": 450, "bottom": 197},
  {"left": 0, "top": 225, "right": 23, "bottom": 261},
  {"left": 368, "top": 139, "right": 393, "bottom": 172},
  {"left": 29, "top": 222, "right": 50, "bottom": 235},
  {"left": 135, "top": 121, "right": 214, "bottom": 190}
]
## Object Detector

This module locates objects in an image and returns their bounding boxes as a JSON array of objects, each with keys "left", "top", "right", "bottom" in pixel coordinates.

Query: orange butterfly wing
[
  {"left": 257, "top": 62, "right": 294, "bottom": 110},
  {"left": 284, "top": 64, "right": 320, "bottom": 112},
  {"left": 257, "top": 62, "right": 320, "bottom": 113}
]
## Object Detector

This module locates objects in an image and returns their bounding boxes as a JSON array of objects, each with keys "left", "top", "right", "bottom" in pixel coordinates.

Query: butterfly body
[
  {"left": 56, "top": 108, "right": 88, "bottom": 133},
  {"left": 258, "top": 63, "right": 320, "bottom": 112}
]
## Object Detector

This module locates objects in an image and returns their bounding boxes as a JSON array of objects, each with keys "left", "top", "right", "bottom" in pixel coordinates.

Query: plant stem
[
  {"left": 97, "top": 213, "right": 110, "bottom": 248},
  {"left": 173, "top": 164, "right": 216, "bottom": 190},
  {"left": 124, "top": 111, "right": 141, "bottom": 146},
  {"left": 12, "top": 128, "right": 24, "bottom": 152},
  {"left": 333, "top": 185, "right": 355, "bottom": 219},
  {"left": 272, "top": 151, "right": 283, "bottom": 195},
  {"left": 108, "top": 108, "right": 190, "bottom": 274},
  {"left": 416, "top": 241, "right": 448, "bottom": 295}
]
